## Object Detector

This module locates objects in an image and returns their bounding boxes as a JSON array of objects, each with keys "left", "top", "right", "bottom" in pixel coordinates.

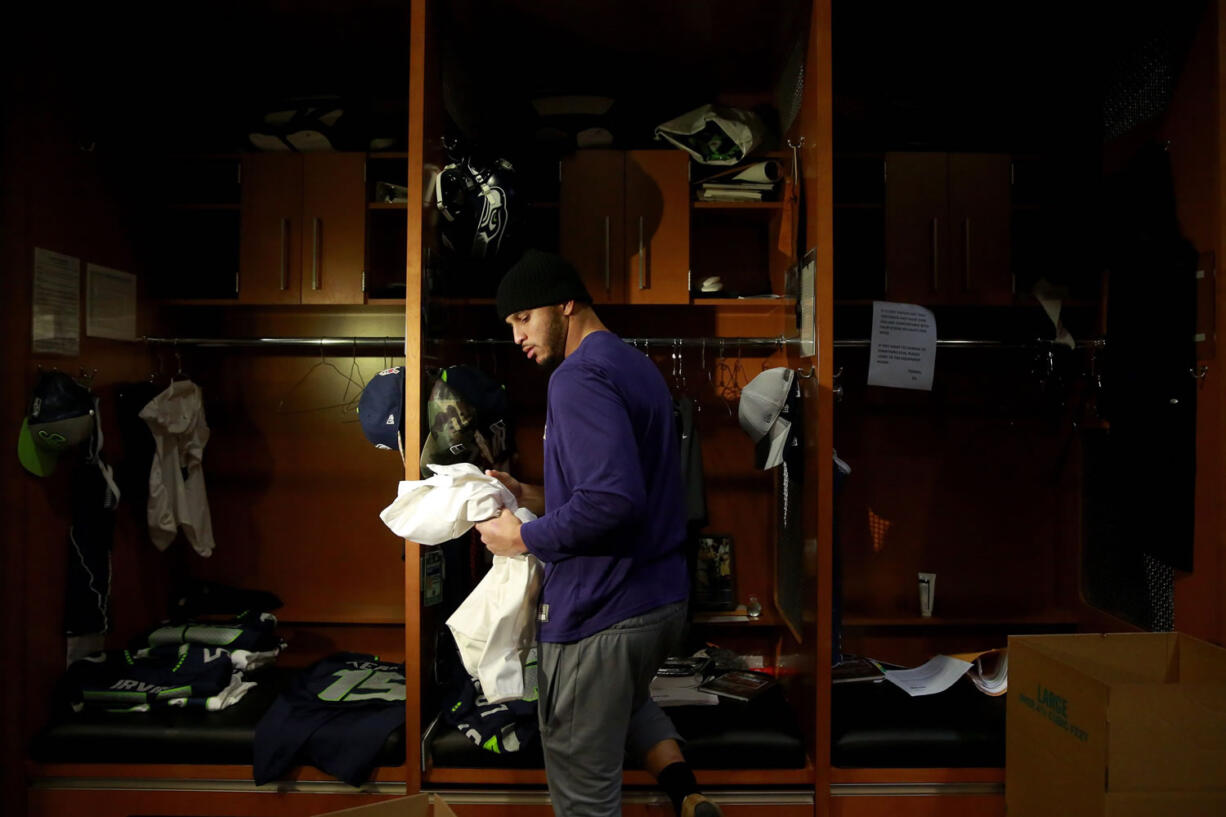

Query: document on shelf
[
  {"left": 650, "top": 674, "right": 719, "bottom": 707},
  {"left": 883, "top": 655, "right": 972, "bottom": 697},
  {"left": 867, "top": 301, "right": 936, "bottom": 391}
]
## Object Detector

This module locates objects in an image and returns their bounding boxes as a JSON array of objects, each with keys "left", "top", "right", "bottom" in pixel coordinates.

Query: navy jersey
[
  {"left": 441, "top": 650, "right": 538, "bottom": 754},
  {"left": 253, "top": 652, "right": 405, "bottom": 786},
  {"left": 132, "top": 612, "right": 284, "bottom": 670},
  {"left": 65, "top": 643, "right": 245, "bottom": 711}
]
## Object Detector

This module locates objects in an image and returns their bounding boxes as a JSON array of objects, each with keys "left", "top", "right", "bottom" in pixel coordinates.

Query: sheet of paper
[
  {"left": 32, "top": 247, "right": 81, "bottom": 356},
  {"left": 650, "top": 676, "right": 719, "bottom": 707},
  {"left": 86, "top": 263, "right": 138, "bottom": 340},
  {"left": 799, "top": 249, "right": 816, "bottom": 358},
  {"left": 1032, "top": 278, "right": 1076, "bottom": 348},
  {"left": 867, "top": 301, "right": 936, "bottom": 391},
  {"left": 883, "top": 655, "right": 972, "bottom": 697}
]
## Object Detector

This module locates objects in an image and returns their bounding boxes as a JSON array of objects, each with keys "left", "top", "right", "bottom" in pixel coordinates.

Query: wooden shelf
[
  {"left": 157, "top": 297, "right": 240, "bottom": 306},
  {"left": 841, "top": 613, "right": 1078, "bottom": 629},
  {"left": 693, "top": 200, "right": 784, "bottom": 210},
  {"left": 166, "top": 203, "right": 240, "bottom": 211},
  {"left": 692, "top": 611, "right": 782, "bottom": 626},
  {"left": 691, "top": 297, "right": 796, "bottom": 307}
]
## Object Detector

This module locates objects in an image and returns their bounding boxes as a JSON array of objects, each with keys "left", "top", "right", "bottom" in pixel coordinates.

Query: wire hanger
[
  {"left": 171, "top": 342, "right": 192, "bottom": 382},
  {"left": 276, "top": 340, "right": 369, "bottom": 416}
]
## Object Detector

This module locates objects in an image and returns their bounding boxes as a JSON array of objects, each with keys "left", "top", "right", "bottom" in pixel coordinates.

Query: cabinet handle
[
  {"left": 603, "top": 215, "right": 610, "bottom": 293},
  {"left": 638, "top": 215, "right": 646, "bottom": 289},
  {"left": 312, "top": 217, "right": 321, "bottom": 290},
  {"left": 279, "top": 218, "right": 290, "bottom": 291},
  {"left": 963, "top": 217, "right": 971, "bottom": 291},
  {"left": 931, "top": 217, "right": 940, "bottom": 291}
]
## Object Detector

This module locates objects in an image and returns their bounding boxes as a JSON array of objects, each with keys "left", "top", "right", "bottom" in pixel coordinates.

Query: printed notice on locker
[{"left": 867, "top": 301, "right": 936, "bottom": 391}]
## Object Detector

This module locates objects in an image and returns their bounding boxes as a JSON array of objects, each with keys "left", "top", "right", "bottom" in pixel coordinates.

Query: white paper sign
[
  {"left": 799, "top": 250, "right": 816, "bottom": 358},
  {"left": 867, "top": 301, "right": 937, "bottom": 391},
  {"left": 32, "top": 247, "right": 81, "bottom": 356},
  {"left": 86, "top": 263, "right": 138, "bottom": 340}
]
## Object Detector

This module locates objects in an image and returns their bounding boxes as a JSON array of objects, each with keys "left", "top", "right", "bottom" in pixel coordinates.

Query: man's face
[{"left": 507, "top": 304, "right": 568, "bottom": 371}]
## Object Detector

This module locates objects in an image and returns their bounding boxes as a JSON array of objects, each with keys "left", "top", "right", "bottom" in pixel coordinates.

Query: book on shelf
[
  {"left": 832, "top": 656, "right": 887, "bottom": 684},
  {"left": 696, "top": 188, "right": 766, "bottom": 202},
  {"left": 697, "top": 669, "right": 776, "bottom": 702},
  {"left": 700, "top": 181, "right": 777, "bottom": 192}
]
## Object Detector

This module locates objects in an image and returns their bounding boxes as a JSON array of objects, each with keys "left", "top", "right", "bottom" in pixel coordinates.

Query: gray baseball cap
[{"left": 737, "top": 367, "right": 794, "bottom": 470}]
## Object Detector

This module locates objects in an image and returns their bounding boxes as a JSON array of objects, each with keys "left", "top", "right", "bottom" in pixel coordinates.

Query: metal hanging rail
[
  {"left": 143, "top": 336, "right": 407, "bottom": 350},
  {"left": 142, "top": 335, "right": 802, "bottom": 351},
  {"left": 834, "top": 337, "right": 1106, "bottom": 350},
  {"left": 144, "top": 335, "right": 1104, "bottom": 351}
]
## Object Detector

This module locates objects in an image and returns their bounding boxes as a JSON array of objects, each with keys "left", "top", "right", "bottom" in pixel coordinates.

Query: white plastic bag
[
  {"left": 447, "top": 551, "right": 543, "bottom": 703},
  {"left": 654, "top": 104, "right": 766, "bottom": 166}
]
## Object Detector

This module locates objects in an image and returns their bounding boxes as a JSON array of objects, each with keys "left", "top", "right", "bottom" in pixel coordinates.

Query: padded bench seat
[
  {"left": 427, "top": 686, "right": 806, "bottom": 769},
  {"left": 830, "top": 678, "right": 1005, "bottom": 768},
  {"left": 29, "top": 668, "right": 405, "bottom": 768}
]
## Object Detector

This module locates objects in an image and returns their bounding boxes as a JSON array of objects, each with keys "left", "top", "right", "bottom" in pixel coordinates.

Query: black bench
[
  {"left": 426, "top": 685, "right": 807, "bottom": 770},
  {"left": 830, "top": 678, "right": 1005, "bottom": 768},
  {"left": 29, "top": 668, "right": 405, "bottom": 768}
]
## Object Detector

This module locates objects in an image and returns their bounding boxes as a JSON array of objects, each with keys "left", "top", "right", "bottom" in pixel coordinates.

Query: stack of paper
[
  {"left": 650, "top": 673, "right": 719, "bottom": 706},
  {"left": 696, "top": 182, "right": 776, "bottom": 202},
  {"left": 693, "top": 159, "right": 782, "bottom": 202},
  {"left": 882, "top": 648, "right": 1008, "bottom": 697}
]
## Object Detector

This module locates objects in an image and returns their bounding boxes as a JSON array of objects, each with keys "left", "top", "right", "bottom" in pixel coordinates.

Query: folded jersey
[{"left": 65, "top": 643, "right": 253, "bottom": 712}]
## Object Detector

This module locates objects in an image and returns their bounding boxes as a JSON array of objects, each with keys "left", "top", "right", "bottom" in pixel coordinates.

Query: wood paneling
[
  {"left": 800, "top": 0, "right": 836, "bottom": 811},
  {"left": 179, "top": 351, "right": 407, "bottom": 622},
  {"left": 27, "top": 789, "right": 401, "bottom": 817},
  {"left": 560, "top": 150, "right": 626, "bottom": 303},
  {"left": 624, "top": 150, "right": 691, "bottom": 305},
  {"left": 239, "top": 155, "right": 303, "bottom": 305},
  {"left": 300, "top": 153, "right": 367, "bottom": 305},
  {"left": 1164, "top": 0, "right": 1226, "bottom": 646},
  {"left": 830, "top": 794, "right": 1003, "bottom": 817}
]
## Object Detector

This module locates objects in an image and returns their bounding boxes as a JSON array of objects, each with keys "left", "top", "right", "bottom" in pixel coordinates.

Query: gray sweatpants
[{"left": 538, "top": 601, "right": 688, "bottom": 817}]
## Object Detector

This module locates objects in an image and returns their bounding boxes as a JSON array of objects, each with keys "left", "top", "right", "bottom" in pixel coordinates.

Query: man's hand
[
  {"left": 485, "top": 469, "right": 546, "bottom": 516},
  {"left": 485, "top": 469, "right": 524, "bottom": 501},
  {"left": 474, "top": 508, "right": 528, "bottom": 557}
]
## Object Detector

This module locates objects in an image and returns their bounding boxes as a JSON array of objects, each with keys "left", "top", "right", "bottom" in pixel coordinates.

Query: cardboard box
[
  {"left": 313, "top": 793, "right": 456, "bottom": 817},
  {"left": 1007, "top": 632, "right": 1226, "bottom": 817}
]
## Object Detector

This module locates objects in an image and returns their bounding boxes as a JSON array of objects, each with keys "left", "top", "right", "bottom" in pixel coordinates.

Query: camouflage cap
[{"left": 419, "top": 366, "right": 511, "bottom": 478}]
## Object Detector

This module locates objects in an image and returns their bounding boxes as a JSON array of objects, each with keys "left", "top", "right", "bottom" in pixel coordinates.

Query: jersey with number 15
[{"left": 253, "top": 652, "right": 406, "bottom": 786}]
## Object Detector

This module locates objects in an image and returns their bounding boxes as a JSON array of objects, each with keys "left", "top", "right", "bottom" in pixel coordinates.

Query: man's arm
[{"left": 485, "top": 470, "right": 545, "bottom": 516}]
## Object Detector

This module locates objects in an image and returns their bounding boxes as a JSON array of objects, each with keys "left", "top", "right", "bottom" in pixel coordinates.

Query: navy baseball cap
[
  {"left": 358, "top": 367, "right": 406, "bottom": 455},
  {"left": 17, "top": 371, "right": 96, "bottom": 476}
]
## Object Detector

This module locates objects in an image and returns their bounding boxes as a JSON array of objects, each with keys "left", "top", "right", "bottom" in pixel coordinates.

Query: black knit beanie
[{"left": 495, "top": 249, "right": 592, "bottom": 320}]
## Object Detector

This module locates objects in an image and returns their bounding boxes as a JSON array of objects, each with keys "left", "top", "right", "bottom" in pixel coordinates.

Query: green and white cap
[{"left": 17, "top": 371, "right": 95, "bottom": 476}]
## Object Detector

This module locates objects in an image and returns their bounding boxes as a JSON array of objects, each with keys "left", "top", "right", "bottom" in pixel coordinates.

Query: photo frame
[{"left": 693, "top": 534, "right": 736, "bottom": 611}]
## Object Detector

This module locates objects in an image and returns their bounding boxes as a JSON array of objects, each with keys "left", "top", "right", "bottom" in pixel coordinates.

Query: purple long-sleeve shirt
[{"left": 520, "top": 331, "right": 688, "bottom": 642}]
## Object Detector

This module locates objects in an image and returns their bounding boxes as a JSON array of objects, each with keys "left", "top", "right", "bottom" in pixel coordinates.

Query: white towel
[{"left": 378, "top": 462, "right": 542, "bottom": 702}]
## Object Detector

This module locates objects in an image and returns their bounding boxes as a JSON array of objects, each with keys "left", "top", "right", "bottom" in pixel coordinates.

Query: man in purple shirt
[{"left": 475, "top": 249, "right": 721, "bottom": 817}]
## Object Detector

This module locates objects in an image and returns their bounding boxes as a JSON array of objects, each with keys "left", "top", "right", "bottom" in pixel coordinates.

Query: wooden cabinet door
[
  {"left": 300, "top": 152, "right": 367, "bottom": 305},
  {"left": 560, "top": 150, "right": 625, "bottom": 303},
  {"left": 239, "top": 154, "right": 303, "bottom": 304},
  {"left": 948, "top": 153, "right": 1012, "bottom": 304},
  {"left": 624, "top": 150, "right": 690, "bottom": 304},
  {"left": 884, "top": 151, "right": 948, "bottom": 305}
]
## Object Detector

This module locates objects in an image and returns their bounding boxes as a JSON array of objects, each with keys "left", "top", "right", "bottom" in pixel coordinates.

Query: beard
[{"left": 535, "top": 309, "right": 569, "bottom": 373}]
